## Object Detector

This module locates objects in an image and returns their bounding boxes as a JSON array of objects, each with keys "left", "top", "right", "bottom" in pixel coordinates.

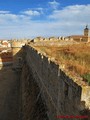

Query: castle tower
[
  {"left": 11, "top": 40, "right": 27, "bottom": 66},
  {"left": 84, "top": 25, "right": 90, "bottom": 42}
]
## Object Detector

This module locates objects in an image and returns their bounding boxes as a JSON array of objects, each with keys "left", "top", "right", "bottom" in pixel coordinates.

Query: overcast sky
[{"left": 0, "top": 0, "right": 90, "bottom": 39}]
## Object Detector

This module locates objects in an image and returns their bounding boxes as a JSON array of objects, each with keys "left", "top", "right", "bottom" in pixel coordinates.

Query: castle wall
[{"left": 23, "top": 45, "right": 90, "bottom": 120}]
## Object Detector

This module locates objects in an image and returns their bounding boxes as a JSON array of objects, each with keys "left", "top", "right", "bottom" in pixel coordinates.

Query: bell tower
[
  {"left": 84, "top": 25, "right": 89, "bottom": 37},
  {"left": 84, "top": 25, "right": 90, "bottom": 42}
]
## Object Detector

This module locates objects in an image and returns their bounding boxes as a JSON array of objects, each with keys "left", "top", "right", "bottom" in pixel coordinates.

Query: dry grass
[{"left": 34, "top": 43, "right": 90, "bottom": 78}]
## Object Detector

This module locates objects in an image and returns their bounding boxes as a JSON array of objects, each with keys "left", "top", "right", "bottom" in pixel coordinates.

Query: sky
[{"left": 0, "top": 0, "right": 90, "bottom": 39}]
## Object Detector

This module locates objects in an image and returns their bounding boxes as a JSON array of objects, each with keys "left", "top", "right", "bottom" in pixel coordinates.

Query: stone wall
[
  {"left": 20, "top": 63, "right": 49, "bottom": 120},
  {"left": 23, "top": 45, "right": 90, "bottom": 120}
]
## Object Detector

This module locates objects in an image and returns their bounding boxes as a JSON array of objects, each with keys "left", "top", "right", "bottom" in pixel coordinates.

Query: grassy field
[{"left": 34, "top": 42, "right": 90, "bottom": 84}]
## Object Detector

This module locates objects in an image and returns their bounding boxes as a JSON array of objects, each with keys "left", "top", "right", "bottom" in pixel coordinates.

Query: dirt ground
[{"left": 0, "top": 66, "right": 20, "bottom": 120}]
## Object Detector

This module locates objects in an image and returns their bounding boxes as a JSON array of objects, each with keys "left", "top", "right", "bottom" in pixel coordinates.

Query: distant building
[
  {"left": 33, "top": 36, "right": 44, "bottom": 42},
  {"left": 66, "top": 25, "right": 90, "bottom": 42},
  {"left": 2, "top": 41, "right": 8, "bottom": 47},
  {"left": 49, "top": 37, "right": 58, "bottom": 41}
]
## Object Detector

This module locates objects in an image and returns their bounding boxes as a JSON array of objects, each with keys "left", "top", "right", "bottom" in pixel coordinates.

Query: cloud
[
  {"left": 22, "top": 10, "right": 40, "bottom": 16},
  {"left": 0, "top": 10, "right": 10, "bottom": 14},
  {"left": 48, "top": 4, "right": 90, "bottom": 34},
  {"left": 49, "top": 4, "right": 90, "bottom": 23},
  {"left": 0, "top": 12, "right": 30, "bottom": 25},
  {"left": 36, "top": 7, "right": 43, "bottom": 11},
  {"left": 0, "top": 4, "right": 90, "bottom": 39},
  {"left": 35, "top": 7, "right": 44, "bottom": 14},
  {"left": 48, "top": 0, "right": 60, "bottom": 9}
]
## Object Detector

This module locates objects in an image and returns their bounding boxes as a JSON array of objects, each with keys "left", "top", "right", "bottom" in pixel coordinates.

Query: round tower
[{"left": 11, "top": 40, "right": 27, "bottom": 66}]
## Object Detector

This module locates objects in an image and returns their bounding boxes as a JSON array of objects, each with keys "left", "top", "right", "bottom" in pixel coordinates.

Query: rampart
[{"left": 23, "top": 45, "right": 90, "bottom": 120}]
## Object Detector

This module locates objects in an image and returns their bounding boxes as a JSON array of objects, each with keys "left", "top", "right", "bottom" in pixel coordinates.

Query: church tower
[
  {"left": 84, "top": 25, "right": 89, "bottom": 37},
  {"left": 84, "top": 25, "right": 90, "bottom": 42}
]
